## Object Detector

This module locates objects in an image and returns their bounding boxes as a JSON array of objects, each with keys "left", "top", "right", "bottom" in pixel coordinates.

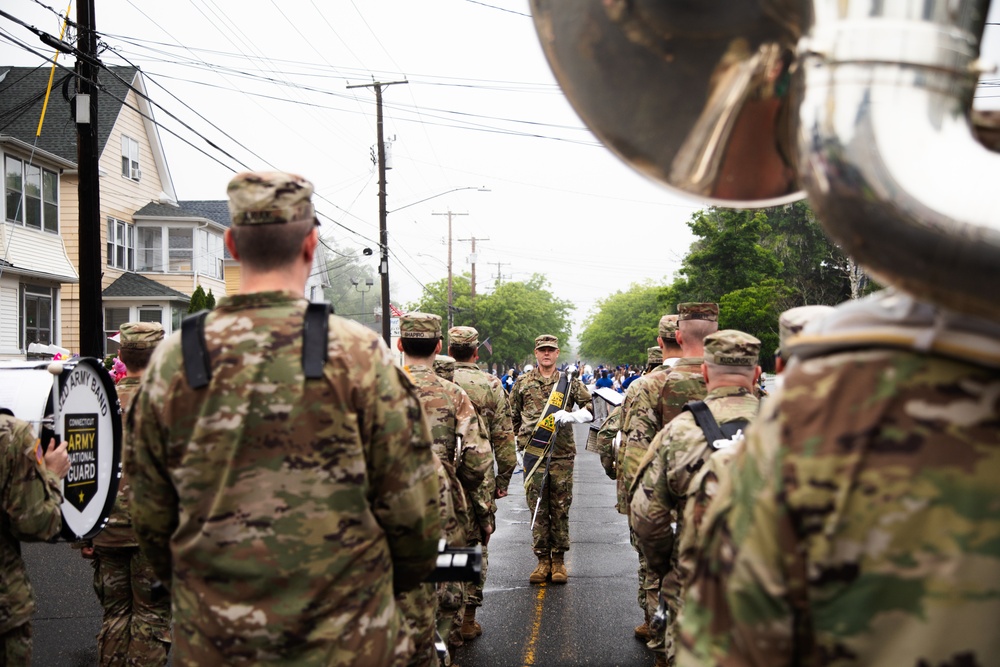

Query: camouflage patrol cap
[
  {"left": 400, "top": 312, "right": 442, "bottom": 339},
  {"left": 678, "top": 302, "right": 719, "bottom": 322},
  {"left": 227, "top": 171, "right": 317, "bottom": 226},
  {"left": 658, "top": 314, "right": 679, "bottom": 340},
  {"left": 647, "top": 346, "right": 663, "bottom": 365},
  {"left": 703, "top": 329, "right": 760, "bottom": 366},
  {"left": 118, "top": 322, "right": 164, "bottom": 350},
  {"left": 448, "top": 326, "right": 478, "bottom": 346},
  {"left": 534, "top": 334, "right": 559, "bottom": 350},
  {"left": 433, "top": 354, "right": 456, "bottom": 382},
  {"left": 778, "top": 305, "right": 835, "bottom": 354}
]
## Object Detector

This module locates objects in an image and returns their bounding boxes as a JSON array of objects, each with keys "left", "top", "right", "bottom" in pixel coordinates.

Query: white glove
[{"left": 553, "top": 408, "right": 593, "bottom": 424}]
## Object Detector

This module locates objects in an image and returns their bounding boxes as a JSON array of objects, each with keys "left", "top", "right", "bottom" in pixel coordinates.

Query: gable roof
[
  {"left": 102, "top": 272, "right": 190, "bottom": 301},
  {"left": 0, "top": 64, "right": 177, "bottom": 203},
  {"left": 0, "top": 64, "right": 137, "bottom": 162}
]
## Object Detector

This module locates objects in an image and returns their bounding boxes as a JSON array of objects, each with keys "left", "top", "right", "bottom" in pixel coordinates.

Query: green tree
[
  {"left": 475, "top": 274, "right": 573, "bottom": 372},
  {"left": 578, "top": 281, "right": 663, "bottom": 366},
  {"left": 667, "top": 208, "right": 783, "bottom": 304},
  {"left": 205, "top": 289, "right": 217, "bottom": 310},
  {"left": 763, "top": 202, "right": 852, "bottom": 306},
  {"left": 188, "top": 285, "right": 207, "bottom": 313},
  {"left": 718, "top": 280, "right": 794, "bottom": 372},
  {"left": 409, "top": 273, "right": 573, "bottom": 372},
  {"left": 406, "top": 273, "right": 474, "bottom": 328}
]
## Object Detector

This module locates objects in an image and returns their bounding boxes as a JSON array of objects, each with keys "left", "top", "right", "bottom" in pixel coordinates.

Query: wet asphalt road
[{"left": 24, "top": 423, "right": 655, "bottom": 667}]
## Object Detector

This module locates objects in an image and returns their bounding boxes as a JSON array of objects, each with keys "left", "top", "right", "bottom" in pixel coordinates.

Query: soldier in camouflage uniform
[
  {"left": 447, "top": 325, "right": 517, "bottom": 641},
  {"left": 88, "top": 322, "right": 171, "bottom": 666},
  {"left": 433, "top": 354, "right": 457, "bottom": 383},
  {"left": 0, "top": 414, "right": 68, "bottom": 664},
  {"left": 621, "top": 306, "right": 716, "bottom": 643},
  {"left": 596, "top": 404, "right": 623, "bottom": 481},
  {"left": 127, "top": 172, "right": 441, "bottom": 667},
  {"left": 678, "top": 291, "right": 1000, "bottom": 666},
  {"left": 398, "top": 313, "right": 494, "bottom": 658},
  {"left": 509, "top": 334, "right": 592, "bottom": 584},
  {"left": 631, "top": 330, "right": 761, "bottom": 667},
  {"left": 774, "top": 304, "right": 835, "bottom": 377}
]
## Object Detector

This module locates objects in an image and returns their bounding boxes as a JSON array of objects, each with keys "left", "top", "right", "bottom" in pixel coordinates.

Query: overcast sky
[{"left": 3, "top": 0, "right": 998, "bottom": 349}]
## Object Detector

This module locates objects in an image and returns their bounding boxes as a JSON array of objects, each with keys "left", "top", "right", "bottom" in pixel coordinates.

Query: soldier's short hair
[
  {"left": 449, "top": 343, "right": 477, "bottom": 362},
  {"left": 679, "top": 317, "right": 718, "bottom": 344},
  {"left": 230, "top": 217, "right": 315, "bottom": 271},
  {"left": 401, "top": 337, "right": 439, "bottom": 358}
]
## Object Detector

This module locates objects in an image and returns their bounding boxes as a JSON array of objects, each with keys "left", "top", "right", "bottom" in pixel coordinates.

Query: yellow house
[{"left": 1, "top": 64, "right": 229, "bottom": 358}]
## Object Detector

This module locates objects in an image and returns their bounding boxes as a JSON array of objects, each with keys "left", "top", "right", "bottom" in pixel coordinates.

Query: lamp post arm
[{"left": 387, "top": 186, "right": 489, "bottom": 214}]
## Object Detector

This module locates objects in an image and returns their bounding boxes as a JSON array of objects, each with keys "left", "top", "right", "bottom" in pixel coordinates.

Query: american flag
[
  {"left": 480, "top": 337, "right": 493, "bottom": 355},
  {"left": 389, "top": 303, "right": 405, "bottom": 317}
]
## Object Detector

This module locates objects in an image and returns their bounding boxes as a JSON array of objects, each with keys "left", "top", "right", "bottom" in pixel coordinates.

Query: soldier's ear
[{"left": 224, "top": 229, "right": 240, "bottom": 261}]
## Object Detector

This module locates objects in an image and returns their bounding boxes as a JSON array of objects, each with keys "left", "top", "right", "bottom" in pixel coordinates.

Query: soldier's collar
[{"left": 787, "top": 289, "right": 1000, "bottom": 369}]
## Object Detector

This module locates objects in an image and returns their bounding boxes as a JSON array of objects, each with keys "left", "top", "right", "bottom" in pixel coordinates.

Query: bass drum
[{"left": 0, "top": 357, "right": 121, "bottom": 541}]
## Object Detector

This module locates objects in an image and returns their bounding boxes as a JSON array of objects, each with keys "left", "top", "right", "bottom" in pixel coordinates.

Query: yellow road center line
[{"left": 522, "top": 582, "right": 547, "bottom": 666}]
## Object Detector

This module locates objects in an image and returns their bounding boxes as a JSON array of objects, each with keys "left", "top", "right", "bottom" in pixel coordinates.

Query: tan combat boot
[
  {"left": 460, "top": 606, "right": 482, "bottom": 640},
  {"left": 634, "top": 611, "right": 651, "bottom": 641},
  {"left": 550, "top": 553, "right": 568, "bottom": 584},
  {"left": 529, "top": 555, "right": 551, "bottom": 584}
]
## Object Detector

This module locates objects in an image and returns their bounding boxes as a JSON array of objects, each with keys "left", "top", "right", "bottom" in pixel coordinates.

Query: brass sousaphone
[{"left": 531, "top": 0, "right": 1000, "bottom": 322}]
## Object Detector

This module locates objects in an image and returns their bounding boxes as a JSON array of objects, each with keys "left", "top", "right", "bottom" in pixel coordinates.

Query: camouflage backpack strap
[
  {"left": 302, "top": 302, "right": 331, "bottom": 379},
  {"left": 181, "top": 310, "right": 211, "bottom": 389},
  {"left": 682, "top": 401, "right": 750, "bottom": 449}
]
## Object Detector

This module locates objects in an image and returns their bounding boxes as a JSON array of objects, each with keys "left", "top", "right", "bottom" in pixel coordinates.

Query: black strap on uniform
[
  {"left": 302, "top": 302, "right": 331, "bottom": 379},
  {"left": 682, "top": 400, "right": 750, "bottom": 446},
  {"left": 181, "top": 310, "right": 211, "bottom": 389},
  {"left": 182, "top": 304, "right": 332, "bottom": 388}
]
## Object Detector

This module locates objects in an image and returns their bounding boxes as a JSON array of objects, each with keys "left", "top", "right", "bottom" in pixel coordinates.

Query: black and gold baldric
[{"left": 522, "top": 370, "right": 571, "bottom": 482}]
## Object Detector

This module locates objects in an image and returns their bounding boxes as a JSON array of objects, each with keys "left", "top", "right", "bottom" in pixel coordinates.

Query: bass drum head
[{"left": 55, "top": 358, "right": 121, "bottom": 540}]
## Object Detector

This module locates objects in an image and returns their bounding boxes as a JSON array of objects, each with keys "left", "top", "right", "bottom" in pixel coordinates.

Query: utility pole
[
  {"left": 431, "top": 210, "right": 468, "bottom": 330},
  {"left": 347, "top": 79, "right": 407, "bottom": 346},
  {"left": 77, "top": 0, "right": 103, "bottom": 357},
  {"left": 457, "top": 235, "right": 489, "bottom": 300},
  {"left": 492, "top": 261, "right": 511, "bottom": 284}
]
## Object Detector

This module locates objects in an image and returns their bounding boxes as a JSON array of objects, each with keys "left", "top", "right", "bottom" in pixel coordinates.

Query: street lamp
[{"left": 351, "top": 277, "right": 374, "bottom": 327}]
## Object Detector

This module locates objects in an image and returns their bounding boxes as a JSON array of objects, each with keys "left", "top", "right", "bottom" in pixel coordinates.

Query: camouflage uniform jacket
[
  {"left": 614, "top": 372, "right": 665, "bottom": 512},
  {"left": 620, "top": 359, "right": 706, "bottom": 502},
  {"left": 406, "top": 364, "right": 495, "bottom": 534},
  {"left": 92, "top": 376, "right": 140, "bottom": 548},
  {"left": 596, "top": 404, "right": 623, "bottom": 481},
  {"left": 630, "top": 386, "right": 758, "bottom": 578},
  {"left": 128, "top": 291, "right": 441, "bottom": 666},
  {"left": 509, "top": 368, "right": 593, "bottom": 460},
  {"left": 0, "top": 415, "right": 64, "bottom": 634},
  {"left": 454, "top": 362, "right": 517, "bottom": 496},
  {"left": 679, "top": 348, "right": 1000, "bottom": 667}
]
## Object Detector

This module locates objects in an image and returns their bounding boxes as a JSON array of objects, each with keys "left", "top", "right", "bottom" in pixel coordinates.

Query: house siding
[
  {"left": 0, "top": 276, "right": 19, "bottom": 358},
  {"left": 224, "top": 262, "right": 241, "bottom": 296},
  {"left": 60, "top": 85, "right": 171, "bottom": 351}
]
